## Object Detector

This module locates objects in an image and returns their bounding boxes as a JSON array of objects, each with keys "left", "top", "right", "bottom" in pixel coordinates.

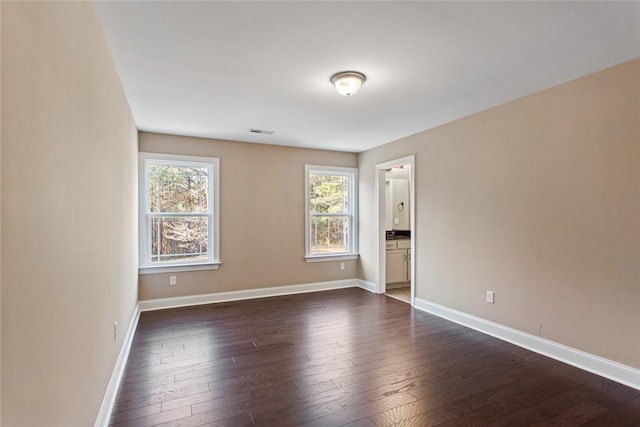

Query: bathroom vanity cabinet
[{"left": 385, "top": 239, "right": 411, "bottom": 284}]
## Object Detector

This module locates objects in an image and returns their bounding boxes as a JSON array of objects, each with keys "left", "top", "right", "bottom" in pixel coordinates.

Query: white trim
[
  {"left": 139, "top": 262, "right": 221, "bottom": 274},
  {"left": 94, "top": 306, "right": 140, "bottom": 427},
  {"left": 305, "top": 164, "right": 359, "bottom": 259},
  {"left": 138, "top": 152, "right": 220, "bottom": 269},
  {"left": 139, "top": 279, "right": 366, "bottom": 312},
  {"left": 304, "top": 254, "right": 359, "bottom": 263},
  {"left": 413, "top": 298, "right": 640, "bottom": 391},
  {"left": 356, "top": 279, "right": 377, "bottom": 293},
  {"left": 375, "top": 155, "right": 415, "bottom": 303}
]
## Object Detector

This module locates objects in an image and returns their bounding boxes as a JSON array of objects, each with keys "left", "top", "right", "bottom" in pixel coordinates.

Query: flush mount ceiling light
[
  {"left": 330, "top": 71, "right": 366, "bottom": 96},
  {"left": 249, "top": 128, "right": 275, "bottom": 135}
]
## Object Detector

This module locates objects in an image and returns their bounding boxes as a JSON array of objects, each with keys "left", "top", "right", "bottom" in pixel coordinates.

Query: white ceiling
[{"left": 93, "top": 1, "right": 640, "bottom": 153}]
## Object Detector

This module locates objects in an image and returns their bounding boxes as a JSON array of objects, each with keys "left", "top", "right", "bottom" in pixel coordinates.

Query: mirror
[{"left": 385, "top": 167, "right": 410, "bottom": 230}]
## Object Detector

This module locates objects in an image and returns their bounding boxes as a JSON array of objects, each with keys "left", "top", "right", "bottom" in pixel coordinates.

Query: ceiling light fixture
[
  {"left": 330, "top": 71, "right": 366, "bottom": 97},
  {"left": 249, "top": 128, "right": 275, "bottom": 135}
]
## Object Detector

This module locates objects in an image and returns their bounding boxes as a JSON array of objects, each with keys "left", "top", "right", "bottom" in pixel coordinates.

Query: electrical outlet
[
  {"left": 486, "top": 290, "right": 495, "bottom": 304},
  {"left": 170, "top": 276, "right": 177, "bottom": 286},
  {"left": 114, "top": 321, "right": 118, "bottom": 341},
  {"left": 340, "top": 262, "right": 345, "bottom": 271}
]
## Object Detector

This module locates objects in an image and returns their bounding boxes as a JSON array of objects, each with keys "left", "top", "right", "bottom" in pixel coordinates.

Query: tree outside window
[
  {"left": 139, "top": 153, "right": 219, "bottom": 270},
  {"left": 305, "top": 165, "right": 358, "bottom": 259}
]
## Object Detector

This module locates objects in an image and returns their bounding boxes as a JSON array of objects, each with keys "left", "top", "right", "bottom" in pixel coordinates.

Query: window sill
[
  {"left": 304, "top": 254, "right": 359, "bottom": 263},
  {"left": 139, "top": 262, "right": 221, "bottom": 275}
]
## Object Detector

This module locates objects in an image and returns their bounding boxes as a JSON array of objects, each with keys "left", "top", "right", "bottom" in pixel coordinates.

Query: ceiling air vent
[{"left": 249, "top": 128, "right": 275, "bottom": 135}]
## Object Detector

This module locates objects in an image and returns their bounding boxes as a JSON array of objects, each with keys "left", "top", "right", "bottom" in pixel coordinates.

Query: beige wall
[
  {"left": 359, "top": 58, "right": 640, "bottom": 369},
  {"left": 1, "top": 2, "right": 138, "bottom": 426},
  {"left": 139, "top": 132, "right": 358, "bottom": 300}
]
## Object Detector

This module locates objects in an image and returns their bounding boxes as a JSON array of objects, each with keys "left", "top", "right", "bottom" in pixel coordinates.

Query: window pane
[
  {"left": 309, "top": 174, "right": 349, "bottom": 214},
  {"left": 150, "top": 216, "right": 208, "bottom": 263},
  {"left": 311, "top": 215, "right": 349, "bottom": 254},
  {"left": 148, "top": 165, "right": 209, "bottom": 213}
]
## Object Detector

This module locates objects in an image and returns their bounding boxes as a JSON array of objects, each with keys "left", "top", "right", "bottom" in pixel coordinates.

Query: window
[
  {"left": 305, "top": 165, "right": 358, "bottom": 261},
  {"left": 139, "top": 153, "right": 220, "bottom": 272}
]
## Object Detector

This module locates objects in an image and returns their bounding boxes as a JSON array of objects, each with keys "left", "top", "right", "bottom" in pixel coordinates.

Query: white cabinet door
[{"left": 386, "top": 249, "right": 407, "bottom": 284}]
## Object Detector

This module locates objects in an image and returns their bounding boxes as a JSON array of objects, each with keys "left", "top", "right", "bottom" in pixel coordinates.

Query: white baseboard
[
  {"left": 414, "top": 298, "right": 640, "bottom": 391},
  {"left": 94, "top": 306, "right": 140, "bottom": 427},
  {"left": 139, "top": 279, "right": 367, "bottom": 312},
  {"left": 356, "top": 279, "right": 378, "bottom": 293}
]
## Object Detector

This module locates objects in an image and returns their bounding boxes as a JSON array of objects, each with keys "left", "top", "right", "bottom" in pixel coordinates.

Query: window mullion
[{"left": 147, "top": 212, "right": 209, "bottom": 218}]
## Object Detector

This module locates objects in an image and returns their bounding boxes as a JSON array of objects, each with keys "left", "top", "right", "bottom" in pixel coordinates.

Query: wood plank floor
[{"left": 110, "top": 288, "right": 640, "bottom": 426}]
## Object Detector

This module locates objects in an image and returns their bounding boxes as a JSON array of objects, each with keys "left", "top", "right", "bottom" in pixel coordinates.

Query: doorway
[{"left": 375, "top": 155, "right": 415, "bottom": 305}]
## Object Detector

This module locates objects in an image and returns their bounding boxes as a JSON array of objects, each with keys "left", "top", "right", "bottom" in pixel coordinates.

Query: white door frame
[{"left": 375, "top": 155, "right": 415, "bottom": 305}]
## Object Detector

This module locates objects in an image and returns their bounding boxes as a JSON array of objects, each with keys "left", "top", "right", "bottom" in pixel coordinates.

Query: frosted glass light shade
[{"left": 330, "top": 71, "right": 366, "bottom": 96}]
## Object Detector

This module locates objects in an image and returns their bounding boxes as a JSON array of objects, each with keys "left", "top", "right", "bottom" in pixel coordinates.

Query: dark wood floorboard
[{"left": 109, "top": 288, "right": 640, "bottom": 426}]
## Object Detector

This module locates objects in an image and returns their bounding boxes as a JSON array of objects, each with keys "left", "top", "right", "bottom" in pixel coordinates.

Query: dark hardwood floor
[{"left": 109, "top": 288, "right": 640, "bottom": 426}]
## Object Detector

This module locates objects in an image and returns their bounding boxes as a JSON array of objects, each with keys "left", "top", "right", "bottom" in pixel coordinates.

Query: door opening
[{"left": 375, "top": 156, "right": 415, "bottom": 305}]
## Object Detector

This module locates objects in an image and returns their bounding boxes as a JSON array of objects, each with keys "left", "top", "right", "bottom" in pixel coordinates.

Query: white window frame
[
  {"left": 305, "top": 165, "right": 359, "bottom": 262},
  {"left": 138, "top": 153, "right": 220, "bottom": 274}
]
